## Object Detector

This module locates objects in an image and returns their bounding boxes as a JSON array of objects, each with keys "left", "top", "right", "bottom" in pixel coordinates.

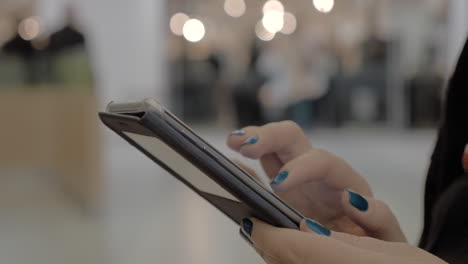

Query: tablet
[{"left": 99, "top": 98, "right": 303, "bottom": 229}]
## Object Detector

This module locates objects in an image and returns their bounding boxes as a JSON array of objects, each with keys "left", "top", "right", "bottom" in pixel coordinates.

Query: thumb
[{"left": 341, "top": 190, "right": 407, "bottom": 242}]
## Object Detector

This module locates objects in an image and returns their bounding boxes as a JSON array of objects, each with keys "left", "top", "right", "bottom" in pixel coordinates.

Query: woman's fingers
[
  {"left": 333, "top": 233, "right": 424, "bottom": 259},
  {"left": 322, "top": 231, "right": 444, "bottom": 263},
  {"left": 259, "top": 153, "right": 283, "bottom": 179},
  {"left": 243, "top": 218, "right": 380, "bottom": 264},
  {"left": 269, "top": 148, "right": 371, "bottom": 195},
  {"left": 245, "top": 218, "right": 446, "bottom": 264},
  {"left": 298, "top": 219, "right": 437, "bottom": 262},
  {"left": 299, "top": 220, "right": 410, "bottom": 257},
  {"left": 244, "top": 218, "right": 338, "bottom": 263},
  {"left": 340, "top": 190, "right": 407, "bottom": 242},
  {"left": 227, "top": 121, "right": 311, "bottom": 162}
]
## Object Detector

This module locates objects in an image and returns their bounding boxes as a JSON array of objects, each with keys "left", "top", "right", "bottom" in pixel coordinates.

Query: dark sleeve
[{"left": 419, "top": 39, "right": 468, "bottom": 263}]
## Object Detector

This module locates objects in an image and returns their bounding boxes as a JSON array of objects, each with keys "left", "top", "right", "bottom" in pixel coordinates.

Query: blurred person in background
[
  {"left": 226, "top": 36, "right": 468, "bottom": 263},
  {"left": 256, "top": 35, "right": 331, "bottom": 128},
  {"left": 232, "top": 41, "right": 267, "bottom": 127}
]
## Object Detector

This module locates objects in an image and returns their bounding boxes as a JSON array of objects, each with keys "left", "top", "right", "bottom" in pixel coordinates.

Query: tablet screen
[{"left": 124, "top": 132, "right": 240, "bottom": 202}]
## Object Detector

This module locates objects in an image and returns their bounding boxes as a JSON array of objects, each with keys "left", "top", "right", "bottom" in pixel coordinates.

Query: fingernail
[
  {"left": 347, "top": 189, "right": 369, "bottom": 212},
  {"left": 239, "top": 229, "right": 253, "bottom": 245},
  {"left": 271, "top": 171, "right": 289, "bottom": 186},
  {"left": 241, "top": 136, "right": 259, "bottom": 146},
  {"left": 241, "top": 218, "right": 253, "bottom": 237},
  {"left": 230, "top": 130, "right": 246, "bottom": 136},
  {"left": 305, "top": 218, "right": 331, "bottom": 236}
]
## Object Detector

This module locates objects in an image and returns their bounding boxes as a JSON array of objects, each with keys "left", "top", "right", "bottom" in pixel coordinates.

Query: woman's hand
[
  {"left": 239, "top": 218, "right": 446, "bottom": 264},
  {"left": 227, "top": 121, "right": 405, "bottom": 242}
]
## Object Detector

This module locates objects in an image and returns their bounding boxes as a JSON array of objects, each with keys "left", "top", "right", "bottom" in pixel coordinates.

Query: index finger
[{"left": 226, "top": 121, "right": 312, "bottom": 162}]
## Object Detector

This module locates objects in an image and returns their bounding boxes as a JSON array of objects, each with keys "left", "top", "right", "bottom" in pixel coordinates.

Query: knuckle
[
  {"left": 366, "top": 199, "right": 396, "bottom": 231},
  {"left": 240, "top": 148, "right": 262, "bottom": 159},
  {"left": 281, "top": 120, "right": 303, "bottom": 135},
  {"left": 304, "top": 148, "right": 334, "bottom": 175},
  {"left": 313, "top": 148, "right": 351, "bottom": 173},
  {"left": 313, "top": 148, "right": 330, "bottom": 157},
  {"left": 242, "top": 126, "right": 258, "bottom": 134},
  {"left": 375, "top": 200, "right": 393, "bottom": 217},
  {"left": 311, "top": 148, "right": 336, "bottom": 165}
]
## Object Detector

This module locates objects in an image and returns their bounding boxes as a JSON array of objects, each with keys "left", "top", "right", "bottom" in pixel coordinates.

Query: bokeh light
[
  {"left": 18, "top": 17, "right": 41, "bottom": 41},
  {"left": 183, "top": 19, "right": 206, "bottom": 42},
  {"left": 170, "top": 13, "right": 190, "bottom": 36},
  {"left": 313, "top": 0, "right": 334, "bottom": 13},
  {"left": 255, "top": 21, "right": 275, "bottom": 41},
  {"left": 262, "top": 0, "right": 284, "bottom": 13},
  {"left": 224, "top": 0, "right": 246, "bottom": 18},
  {"left": 280, "top": 12, "right": 297, "bottom": 35},
  {"left": 262, "top": 10, "right": 284, "bottom": 33}
]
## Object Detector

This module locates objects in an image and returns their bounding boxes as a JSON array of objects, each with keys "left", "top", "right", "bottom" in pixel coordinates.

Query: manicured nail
[
  {"left": 305, "top": 218, "right": 331, "bottom": 236},
  {"left": 230, "top": 130, "right": 246, "bottom": 136},
  {"left": 239, "top": 229, "right": 253, "bottom": 245},
  {"left": 347, "top": 189, "right": 369, "bottom": 212},
  {"left": 241, "top": 136, "right": 259, "bottom": 146},
  {"left": 241, "top": 218, "right": 253, "bottom": 237},
  {"left": 271, "top": 171, "right": 289, "bottom": 186}
]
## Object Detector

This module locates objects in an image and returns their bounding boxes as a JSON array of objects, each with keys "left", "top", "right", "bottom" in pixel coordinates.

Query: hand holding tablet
[
  {"left": 99, "top": 98, "right": 303, "bottom": 230},
  {"left": 99, "top": 98, "right": 405, "bottom": 244}
]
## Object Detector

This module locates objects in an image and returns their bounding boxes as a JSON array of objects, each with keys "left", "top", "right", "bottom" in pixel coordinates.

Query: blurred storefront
[
  {"left": 166, "top": 0, "right": 457, "bottom": 129},
  {"left": 0, "top": 0, "right": 167, "bottom": 207},
  {"left": 1, "top": 0, "right": 462, "bottom": 132}
]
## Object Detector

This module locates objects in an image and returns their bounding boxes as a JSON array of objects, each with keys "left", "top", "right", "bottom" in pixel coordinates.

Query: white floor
[{"left": 0, "top": 126, "right": 437, "bottom": 264}]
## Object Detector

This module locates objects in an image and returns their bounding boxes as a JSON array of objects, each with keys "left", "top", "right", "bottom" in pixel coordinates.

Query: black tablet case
[{"left": 99, "top": 109, "right": 301, "bottom": 229}]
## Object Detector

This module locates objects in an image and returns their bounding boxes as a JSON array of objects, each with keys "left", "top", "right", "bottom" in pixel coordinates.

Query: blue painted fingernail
[
  {"left": 239, "top": 229, "right": 253, "bottom": 245},
  {"left": 241, "top": 218, "right": 253, "bottom": 237},
  {"left": 241, "top": 136, "right": 259, "bottom": 146},
  {"left": 347, "top": 190, "right": 369, "bottom": 212},
  {"left": 230, "top": 130, "right": 246, "bottom": 136},
  {"left": 305, "top": 218, "right": 331, "bottom": 236},
  {"left": 271, "top": 171, "right": 289, "bottom": 186}
]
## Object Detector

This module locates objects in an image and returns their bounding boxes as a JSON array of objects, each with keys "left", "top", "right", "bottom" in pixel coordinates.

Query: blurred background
[{"left": 0, "top": 0, "right": 467, "bottom": 263}]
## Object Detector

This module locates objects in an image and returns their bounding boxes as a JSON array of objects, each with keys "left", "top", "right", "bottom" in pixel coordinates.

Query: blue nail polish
[
  {"left": 239, "top": 229, "right": 253, "bottom": 245},
  {"left": 347, "top": 190, "right": 369, "bottom": 211},
  {"left": 241, "top": 136, "right": 259, "bottom": 146},
  {"left": 305, "top": 218, "right": 331, "bottom": 236},
  {"left": 271, "top": 171, "right": 289, "bottom": 185},
  {"left": 230, "top": 130, "right": 246, "bottom": 136},
  {"left": 241, "top": 218, "right": 253, "bottom": 236}
]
